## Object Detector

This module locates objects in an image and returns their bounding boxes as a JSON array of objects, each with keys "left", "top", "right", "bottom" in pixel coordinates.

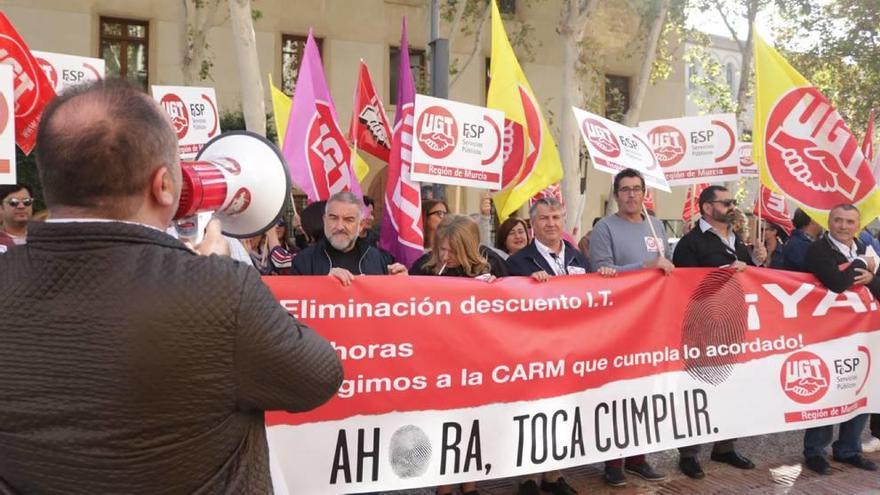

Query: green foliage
[
  {"left": 773, "top": 0, "right": 880, "bottom": 137},
  {"left": 220, "top": 108, "right": 278, "bottom": 144},
  {"left": 683, "top": 32, "right": 738, "bottom": 115}
]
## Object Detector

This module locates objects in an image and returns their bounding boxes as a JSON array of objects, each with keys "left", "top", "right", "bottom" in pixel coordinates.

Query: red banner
[
  {"left": 263, "top": 269, "right": 880, "bottom": 493},
  {"left": 349, "top": 61, "right": 391, "bottom": 162},
  {"left": 0, "top": 13, "right": 56, "bottom": 155}
]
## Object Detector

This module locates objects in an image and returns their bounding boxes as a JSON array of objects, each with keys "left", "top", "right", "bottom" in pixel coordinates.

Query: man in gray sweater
[{"left": 589, "top": 168, "right": 670, "bottom": 487}]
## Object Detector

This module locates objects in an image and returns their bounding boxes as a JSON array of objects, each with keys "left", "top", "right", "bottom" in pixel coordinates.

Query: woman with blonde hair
[{"left": 411, "top": 214, "right": 508, "bottom": 278}]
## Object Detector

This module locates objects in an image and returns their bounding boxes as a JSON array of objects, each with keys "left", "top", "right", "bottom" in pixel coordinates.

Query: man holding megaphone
[{"left": 0, "top": 79, "right": 343, "bottom": 494}]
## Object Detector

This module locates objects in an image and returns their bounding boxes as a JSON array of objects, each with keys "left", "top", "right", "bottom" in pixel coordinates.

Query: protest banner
[
  {"left": 263, "top": 269, "right": 880, "bottom": 493},
  {"left": 573, "top": 107, "right": 670, "bottom": 192},
  {"left": 32, "top": 50, "right": 104, "bottom": 93},
  {"left": 0, "top": 65, "right": 15, "bottom": 184},
  {"left": 638, "top": 114, "right": 739, "bottom": 185},
  {"left": 151, "top": 85, "right": 221, "bottom": 159},
  {"left": 411, "top": 94, "right": 504, "bottom": 189},
  {"left": 0, "top": 12, "right": 56, "bottom": 155},
  {"left": 739, "top": 142, "right": 757, "bottom": 177}
]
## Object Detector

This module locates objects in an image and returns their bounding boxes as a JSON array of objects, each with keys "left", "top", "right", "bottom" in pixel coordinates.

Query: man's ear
[{"left": 150, "top": 166, "right": 177, "bottom": 208}]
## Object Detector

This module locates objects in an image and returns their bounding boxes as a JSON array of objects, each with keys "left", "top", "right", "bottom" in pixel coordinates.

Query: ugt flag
[
  {"left": 487, "top": 0, "right": 563, "bottom": 221},
  {"left": 282, "top": 30, "right": 362, "bottom": 203},
  {"left": 753, "top": 185, "right": 794, "bottom": 235},
  {"left": 753, "top": 34, "right": 880, "bottom": 229},
  {"left": 379, "top": 18, "right": 423, "bottom": 268}
]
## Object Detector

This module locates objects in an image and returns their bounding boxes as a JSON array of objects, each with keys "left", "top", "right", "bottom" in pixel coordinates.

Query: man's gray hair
[
  {"left": 327, "top": 191, "right": 365, "bottom": 212},
  {"left": 529, "top": 197, "right": 564, "bottom": 218},
  {"left": 830, "top": 203, "right": 859, "bottom": 215}
]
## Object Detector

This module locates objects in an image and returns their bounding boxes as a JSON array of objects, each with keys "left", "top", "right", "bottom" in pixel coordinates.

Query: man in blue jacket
[
  {"left": 780, "top": 208, "right": 823, "bottom": 271},
  {"left": 292, "top": 191, "right": 407, "bottom": 283}
]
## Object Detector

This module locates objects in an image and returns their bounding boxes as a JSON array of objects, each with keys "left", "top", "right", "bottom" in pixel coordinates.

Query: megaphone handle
[{"left": 175, "top": 211, "right": 215, "bottom": 246}]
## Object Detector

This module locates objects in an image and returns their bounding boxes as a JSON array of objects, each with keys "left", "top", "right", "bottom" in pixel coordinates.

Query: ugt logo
[
  {"left": 780, "top": 351, "right": 830, "bottom": 404},
  {"left": 584, "top": 118, "right": 620, "bottom": 158},
  {"left": 648, "top": 125, "right": 686, "bottom": 167},
  {"left": 160, "top": 93, "right": 189, "bottom": 139},
  {"left": 417, "top": 105, "right": 457, "bottom": 159}
]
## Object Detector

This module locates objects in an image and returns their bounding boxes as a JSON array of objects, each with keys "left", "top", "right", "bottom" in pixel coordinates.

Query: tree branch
[
  {"left": 711, "top": 0, "right": 745, "bottom": 52},
  {"left": 449, "top": 1, "right": 490, "bottom": 88},
  {"left": 445, "top": 0, "right": 468, "bottom": 47}
]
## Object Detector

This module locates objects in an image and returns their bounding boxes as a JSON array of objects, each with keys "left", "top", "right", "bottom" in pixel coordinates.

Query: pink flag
[
  {"left": 380, "top": 18, "right": 424, "bottom": 267},
  {"left": 282, "top": 30, "right": 362, "bottom": 203}
]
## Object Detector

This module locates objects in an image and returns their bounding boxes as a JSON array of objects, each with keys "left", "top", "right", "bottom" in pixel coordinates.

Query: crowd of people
[{"left": 2, "top": 78, "right": 880, "bottom": 494}]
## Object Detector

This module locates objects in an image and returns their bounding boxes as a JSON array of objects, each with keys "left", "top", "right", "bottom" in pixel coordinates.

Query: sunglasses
[
  {"left": 4, "top": 198, "right": 34, "bottom": 208},
  {"left": 709, "top": 199, "right": 737, "bottom": 207}
]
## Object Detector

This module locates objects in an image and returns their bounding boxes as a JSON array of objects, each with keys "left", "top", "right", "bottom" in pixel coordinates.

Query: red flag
[
  {"left": 753, "top": 185, "right": 794, "bottom": 235},
  {"left": 644, "top": 188, "right": 656, "bottom": 212},
  {"left": 349, "top": 61, "right": 391, "bottom": 162},
  {"left": 529, "top": 182, "right": 563, "bottom": 207},
  {"left": 0, "top": 12, "right": 56, "bottom": 155},
  {"left": 862, "top": 109, "right": 874, "bottom": 162},
  {"left": 681, "top": 183, "right": 708, "bottom": 222}
]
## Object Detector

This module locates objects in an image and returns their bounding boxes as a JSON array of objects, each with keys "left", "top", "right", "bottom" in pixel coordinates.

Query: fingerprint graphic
[
  {"left": 681, "top": 270, "right": 748, "bottom": 385},
  {"left": 388, "top": 425, "right": 432, "bottom": 478}
]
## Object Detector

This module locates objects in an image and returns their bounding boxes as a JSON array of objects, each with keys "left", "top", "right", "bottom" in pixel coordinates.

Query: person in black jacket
[
  {"left": 671, "top": 185, "right": 765, "bottom": 479},
  {"left": 506, "top": 197, "right": 583, "bottom": 495},
  {"left": 292, "top": 191, "right": 407, "bottom": 284},
  {"left": 801, "top": 204, "right": 879, "bottom": 475},
  {"left": 508, "top": 198, "right": 589, "bottom": 283},
  {"left": 0, "top": 79, "right": 343, "bottom": 494}
]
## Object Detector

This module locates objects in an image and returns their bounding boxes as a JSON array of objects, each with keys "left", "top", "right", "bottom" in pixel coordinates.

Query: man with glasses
[
  {"left": 589, "top": 168, "right": 669, "bottom": 486},
  {"left": 671, "top": 184, "right": 766, "bottom": 479},
  {"left": 0, "top": 184, "right": 35, "bottom": 247}
]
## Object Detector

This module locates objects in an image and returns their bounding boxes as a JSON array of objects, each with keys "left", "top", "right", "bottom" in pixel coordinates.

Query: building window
[
  {"left": 604, "top": 74, "right": 630, "bottom": 123},
  {"left": 100, "top": 17, "right": 148, "bottom": 90},
  {"left": 485, "top": 56, "right": 491, "bottom": 97},
  {"left": 726, "top": 62, "right": 736, "bottom": 94},
  {"left": 389, "top": 46, "right": 427, "bottom": 104},
  {"left": 687, "top": 62, "right": 699, "bottom": 90},
  {"left": 498, "top": 0, "right": 516, "bottom": 15},
  {"left": 281, "top": 34, "right": 324, "bottom": 96}
]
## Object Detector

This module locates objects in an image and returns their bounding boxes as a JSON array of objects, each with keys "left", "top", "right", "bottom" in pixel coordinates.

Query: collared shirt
[
  {"left": 698, "top": 217, "right": 736, "bottom": 250},
  {"left": 535, "top": 238, "right": 567, "bottom": 275},
  {"left": 828, "top": 234, "right": 859, "bottom": 262}
]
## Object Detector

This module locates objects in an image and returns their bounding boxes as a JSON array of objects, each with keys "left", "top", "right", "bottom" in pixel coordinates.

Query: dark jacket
[
  {"left": 410, "top": 245, "right": 509, "bottom": 277},
  {"left": 779, "top": 229, "right": 814, "bottom": 271},
  {"left": 0, "top": 222, "right": 343, "bottom": 494},
  {"left": 507, "top": 239, "right": 590, "bottom": 276},
  {"left": 672, "top": 222, "right": 753, "bottom": 268},
  {"left": 804, "top": 234, "right": 880, "bottom": 297},
  {"left": 292, "top": 236, "right": 389, "bottom": 275}
]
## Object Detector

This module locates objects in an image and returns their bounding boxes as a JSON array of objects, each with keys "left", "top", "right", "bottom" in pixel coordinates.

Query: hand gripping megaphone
[{"left": 173, "top": 131, "right": 291, "bottom": 240}]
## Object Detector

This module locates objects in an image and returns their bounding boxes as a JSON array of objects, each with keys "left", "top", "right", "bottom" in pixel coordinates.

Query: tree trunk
[
  {"left": 227, "top": 0, "right": 266, "bottom": 136},
  {"left": 623, "top": 0, "right": 671, "bottom": 127},
  {"left": 181, "top": 0, "right": 222, "bottom": 85},
  {"left": 449, "top": 3, "right": 490, "bottom": 89},
  {"left": 735, "top": 0, "right": 759, "bottom": 134},
  {"left": 559, "top": 31, "right": 583, "bottom": 232}
]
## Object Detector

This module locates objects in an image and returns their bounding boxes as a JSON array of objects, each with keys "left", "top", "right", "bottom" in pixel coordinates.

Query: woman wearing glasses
[{"left": 422, "top": 199, "right": 449, "bottom": 250}]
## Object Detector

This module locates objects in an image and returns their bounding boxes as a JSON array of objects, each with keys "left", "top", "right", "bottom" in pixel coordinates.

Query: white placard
[
  {"left": 572, "top": 106, "right": 670, "bottom": 192},
  {"left": 638, "top": 114, "right": 739, "bottom": 185},
  {"left": 151, "top": 86, "right": 221, "bottom": 159},
  {"left": 32, "top": 50, "right": 104, "bottom": 93},
  {"left": 410, "top": 94, "right": 504, "bottom": 189},
  {"left": 0, "top": 65, "right": 15, "bottom": 184},
  {"left": 738, "top": 142, "right": 757, "bottom": 177}
]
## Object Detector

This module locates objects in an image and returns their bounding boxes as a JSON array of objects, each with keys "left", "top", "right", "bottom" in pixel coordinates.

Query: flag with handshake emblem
[{"left": 753, "top": 34, "right": 880, "bottom": 229}]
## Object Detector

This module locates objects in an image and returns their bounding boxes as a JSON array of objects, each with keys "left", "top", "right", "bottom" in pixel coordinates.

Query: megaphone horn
[{"left": 174, "top": 130, "right": 292, "bottom": 239}]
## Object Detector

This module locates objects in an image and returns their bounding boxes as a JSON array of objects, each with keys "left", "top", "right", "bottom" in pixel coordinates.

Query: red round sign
[
  {"left": 780, "top": 351, "right": 830, "bottom": 404},
  {"left": 764, "top": 86, "right": 874, "bottom": 210},
  {"left": 648, "top": 125, "right": 687, "bottom": 168},
  {"left": 0, "top": 34, "right": 43, "bottom": 117},
  {"left": 416, "top": 105, "right": 458, "bottom": 159},
  {"left": 160, "top": 93, "right": 189, "bottom": 140},
  {"left": 583, "top": 118, "right": 620, "bottom": 158}
]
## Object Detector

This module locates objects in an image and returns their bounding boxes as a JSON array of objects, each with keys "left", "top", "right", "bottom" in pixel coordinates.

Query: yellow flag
[
  {"left": 268, "top": 74, "right": 291, "bottom": 147},
  {"left": 753, "top": 34, "right": 880, "bottom": 229},
  {"left": 351, "top": 146, "right": 370, "bottom": 183},
  {"left": 487, "top": 0, "right": 563, "bottom": 220}
]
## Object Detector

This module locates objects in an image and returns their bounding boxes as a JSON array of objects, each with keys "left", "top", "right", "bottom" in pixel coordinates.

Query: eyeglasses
[
  {"left": 428, "top": 210, "right": 447, "bottom": 218},
  {"left": 4, "top": 198, "right": 33, "bottom": 208},
  {"left": 709, "top": 199, "right": 737, "bottom": 207},
  {"left": 618, "top": 186, "right": 644, "bottom": 195}
]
